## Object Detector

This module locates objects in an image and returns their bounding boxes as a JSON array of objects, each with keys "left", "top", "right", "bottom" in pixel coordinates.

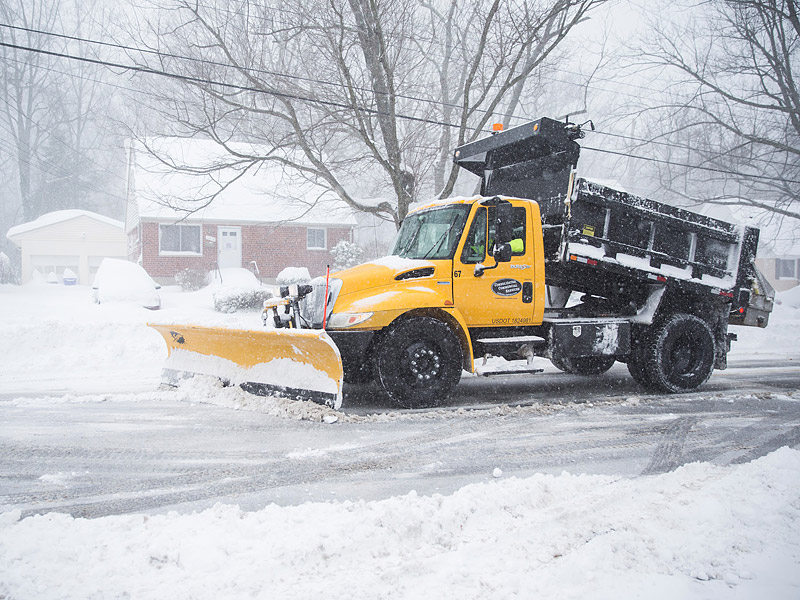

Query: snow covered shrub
[
  {"left": 330, "top": 240, "right": 363, "bottom": 270},
  {"left": 213, "top": 287, "right": 273, "bottom": 313},
  {"left": 175, "top": 268, "right": 207, "bottom": 291}
]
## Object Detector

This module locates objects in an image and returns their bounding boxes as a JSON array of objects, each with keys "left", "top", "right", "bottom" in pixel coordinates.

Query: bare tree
[
  {"left": 132, "top": 0, "right": 607, "bottom": 227},
  {"left": 0, "top": 0, "right": 61, "bottom": 223},
  {"left": 628, "top": 0, "right": 800, "bottom": 230},
  {"left": 0, "top": 0, "right": 122, "bottom": 226}
]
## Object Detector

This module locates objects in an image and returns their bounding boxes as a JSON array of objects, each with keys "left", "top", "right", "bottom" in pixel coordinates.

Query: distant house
[
  {"left": 6, "top": 210, "right": 127, "bottom": 285},
  {"left": 755, "top": 245, "right": 800, "bottom": 293},
  {"left": 125, "top": 138, "right": 358, "bottom": 283}
]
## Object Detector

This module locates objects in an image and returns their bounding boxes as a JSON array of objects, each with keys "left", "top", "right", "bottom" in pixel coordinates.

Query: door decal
[{"left": 491, "top": 278, "right": 522, "bottom": 296}]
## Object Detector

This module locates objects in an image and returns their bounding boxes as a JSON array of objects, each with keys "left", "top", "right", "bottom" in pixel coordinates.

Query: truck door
[{"left": 452, "top": 203, "right": 536, "bottom": 327}]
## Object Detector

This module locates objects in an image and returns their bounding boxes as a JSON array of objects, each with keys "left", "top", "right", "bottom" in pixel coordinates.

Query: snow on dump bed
[
  {"left": 1, "top": 448, "right": 799, "bottom": 599},
  {"left": 568, "top": 241, "right": 738, "bottom": 289}
]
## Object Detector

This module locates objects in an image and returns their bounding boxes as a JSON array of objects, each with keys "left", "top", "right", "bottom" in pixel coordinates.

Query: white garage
[{"left": 6, "top": 210, "right": 128, "bottom": 285}]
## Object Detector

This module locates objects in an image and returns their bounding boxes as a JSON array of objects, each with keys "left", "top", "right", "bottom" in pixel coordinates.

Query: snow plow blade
[{"left": 148, "top": 324, "right": 343, "bottom": 409}]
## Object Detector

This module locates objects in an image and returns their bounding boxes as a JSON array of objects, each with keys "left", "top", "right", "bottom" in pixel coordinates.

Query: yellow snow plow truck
[{"left": 151, "top": 117, "right": 774, "bottom": 409}]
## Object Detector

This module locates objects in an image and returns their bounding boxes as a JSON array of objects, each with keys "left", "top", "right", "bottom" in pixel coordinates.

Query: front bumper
[{"left": 328, "top": 329, "right": 376, "bottom": 372}]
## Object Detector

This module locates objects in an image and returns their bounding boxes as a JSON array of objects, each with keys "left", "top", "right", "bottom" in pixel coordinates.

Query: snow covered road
[{"left": 2, "top": 382, "right": 799, "bottom": 518}]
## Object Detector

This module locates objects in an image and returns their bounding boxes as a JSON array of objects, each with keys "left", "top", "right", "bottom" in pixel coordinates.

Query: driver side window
[{"left": 460, "top": 206, "right": 526, "bottom": 264}]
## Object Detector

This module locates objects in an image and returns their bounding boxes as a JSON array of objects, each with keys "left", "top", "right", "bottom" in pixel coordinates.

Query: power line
[
  {"left": 0, "top": 57, "right": 134, "bottom": 191},
  {"left": 0, "top": 38, "right": 469, "bottom": 131},
  {"left": 589, "top": 128, "right": 792, "bottom": 172},
  {"left": 2, "top": 34, "right": 798, "bottom": 187},
  {"left": 143, "top": 0, "right": 662, "bottom": 96},
  {"left": 6, "top": 37, "right": 797, "bottom": 181},
  {"left": 582, "top": 145, "right": 800, "bottom": 185},
  {"left": 0, "top": 21, "right": 483, "bottom": 122}
]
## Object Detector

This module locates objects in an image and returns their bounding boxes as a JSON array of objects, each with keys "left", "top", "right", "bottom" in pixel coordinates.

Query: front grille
[{"left": 299, "top": 277, "right": 342, "bottom": 328}]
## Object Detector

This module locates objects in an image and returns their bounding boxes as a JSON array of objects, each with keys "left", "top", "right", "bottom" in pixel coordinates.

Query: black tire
[
  {"left": 373, "top": 317, "right": 463, "bottom": 409},
  {"left": 626, "top": 327, "right": 652, "bottom": 387},
  {"left": 626, "top": 349, "right": 651, "bottom": 387},
  {"left": 643, "top": 313, "right": 715, "bottom": 393},
  {"left": 551, "top": 355, "right": 616, "bottom": 375}
]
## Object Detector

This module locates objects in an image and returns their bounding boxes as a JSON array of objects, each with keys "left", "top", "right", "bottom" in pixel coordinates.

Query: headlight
[{"left": 327, "top": 312, "right": 373, "bottom": 328}]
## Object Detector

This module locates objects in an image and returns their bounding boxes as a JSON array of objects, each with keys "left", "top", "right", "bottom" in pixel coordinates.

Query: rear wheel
[
  {"left": 551, "top": 355, "right": 616, "bottom": 375},
  {"left": 374, "top": 317, "right": 463, "bottom": 409},
  {"left": 643, "top": 313, "right": 715, "bottom": 393}
]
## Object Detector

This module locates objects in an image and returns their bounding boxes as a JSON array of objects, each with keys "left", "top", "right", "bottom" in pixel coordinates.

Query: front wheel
[
  {"left": 374, "top": 317, "right": 463, "bottom": 409},
  {"left": 643, "top": 313, "right": 715, "bottom": 393}
]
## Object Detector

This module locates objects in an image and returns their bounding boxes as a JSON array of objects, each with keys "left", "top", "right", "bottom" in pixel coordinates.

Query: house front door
[{"left": 217, "top": 226, "right": 242, "bottom": 269}]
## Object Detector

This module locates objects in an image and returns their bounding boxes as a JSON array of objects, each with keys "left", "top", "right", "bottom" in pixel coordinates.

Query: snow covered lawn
[{"left": 1, "top": 281, "right": 799, "bottom": 598}]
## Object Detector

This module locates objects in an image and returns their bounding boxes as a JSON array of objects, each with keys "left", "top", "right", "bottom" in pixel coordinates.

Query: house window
[
  {"left": 776, "top": 258, "right": 798, "bottom": 279},
  {"left": 307, "top": 228, "right": 326, "bottom": 250},
  {"left": 159, "top": 224, "right": 201, "bottom": 255}
]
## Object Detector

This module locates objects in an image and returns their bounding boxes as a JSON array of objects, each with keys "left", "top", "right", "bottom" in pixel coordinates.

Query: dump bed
[
  {"left": 454, "top": 117, "right": 773, "bottom": 327},
  {"left": 549, "top": 178, "right": 762, "bottom": 314}
]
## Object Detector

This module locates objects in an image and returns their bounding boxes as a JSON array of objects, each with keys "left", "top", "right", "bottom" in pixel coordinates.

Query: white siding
[{"left": 11, "top": 215, "right": 127, "bottom": 284}]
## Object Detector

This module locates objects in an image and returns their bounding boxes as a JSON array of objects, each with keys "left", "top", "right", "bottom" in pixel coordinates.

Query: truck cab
[{"left": 299, "top": 195, "right": 546, "bottom": 407}]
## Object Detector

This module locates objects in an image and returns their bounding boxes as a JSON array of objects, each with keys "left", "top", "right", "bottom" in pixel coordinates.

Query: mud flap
[{"left": 149, "top": 324, "right": 344, "bottom": 409}]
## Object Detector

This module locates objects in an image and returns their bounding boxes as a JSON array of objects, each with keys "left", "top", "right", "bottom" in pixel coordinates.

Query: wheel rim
[
  {"left": 669, "top": 335, "right": 692, "bottom": 374},
  {"left": 407, "top": 342, "right": 442, "bottom": 385}
]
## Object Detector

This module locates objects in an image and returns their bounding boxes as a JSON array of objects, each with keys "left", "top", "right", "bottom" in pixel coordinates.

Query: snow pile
[
  {"left": 176, "top": 375, "right": 342, "bottom": 422},
  {"left": 204, "top": 267, "right": 273, "bottom": 313},
  {"left": 729, "top": 286, "right": 800, "bottom": 361},
  {"left": 777, "top": 284, "right": 800, "bottom": 309},
  {"left": 2, "top": 448, "right": 799, "bottom": 599},
  {"left": 0, "top": 284, "right": 166, "bottom": 394}
]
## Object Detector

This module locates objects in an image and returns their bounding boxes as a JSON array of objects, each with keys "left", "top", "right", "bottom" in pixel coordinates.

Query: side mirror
[{"left": 494, "top": 201, "right": 513, "bottom": 245}]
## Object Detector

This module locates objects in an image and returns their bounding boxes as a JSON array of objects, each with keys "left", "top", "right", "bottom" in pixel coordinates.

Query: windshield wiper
[
  {"left": 398, "top": 217, "right": 424, "bottom": 257},
  {"left": 422, "top": 213, "right": 460, "bottom": 260}
]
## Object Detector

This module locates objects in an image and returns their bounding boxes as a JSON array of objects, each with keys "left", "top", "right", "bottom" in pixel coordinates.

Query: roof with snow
[
  {"left": 127, "top": 138, "right": 358, "bottom": 232},
  {"left": 7, "top": 210, "right": 124, "bottom": 239}
]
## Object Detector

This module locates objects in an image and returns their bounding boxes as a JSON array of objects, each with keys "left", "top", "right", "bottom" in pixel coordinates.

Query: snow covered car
[{"left": 92, "top": 259, "right": 161, "bottom": 309}]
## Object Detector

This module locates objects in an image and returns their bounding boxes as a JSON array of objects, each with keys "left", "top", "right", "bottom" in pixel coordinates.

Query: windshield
[{"left": 390, "top": 205, "right": 471, "bottom": 260}]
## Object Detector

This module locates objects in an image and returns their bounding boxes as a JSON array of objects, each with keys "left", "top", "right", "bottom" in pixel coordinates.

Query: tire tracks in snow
[{"left": 640, "top": 416, "right": 697, "bottom": 475}]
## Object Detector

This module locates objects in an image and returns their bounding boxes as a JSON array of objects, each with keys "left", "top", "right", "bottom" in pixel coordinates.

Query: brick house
[{"left": 125, "top": 138, "right": 357, "bottom": 283}]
